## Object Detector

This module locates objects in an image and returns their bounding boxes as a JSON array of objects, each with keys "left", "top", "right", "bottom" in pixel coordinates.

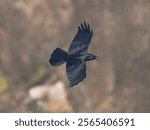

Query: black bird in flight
[{"left": 49, "top": 21, "right": 99, "bottom": 87}]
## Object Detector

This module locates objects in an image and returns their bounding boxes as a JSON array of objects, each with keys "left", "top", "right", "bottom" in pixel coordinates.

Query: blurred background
[{"left": 0, "top": 0, "right": 150, "bottom": 112}]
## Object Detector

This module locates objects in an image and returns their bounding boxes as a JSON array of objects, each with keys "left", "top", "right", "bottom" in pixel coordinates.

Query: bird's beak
[{"left": 95, "top": 56, "right": 101, "bottom": 60}]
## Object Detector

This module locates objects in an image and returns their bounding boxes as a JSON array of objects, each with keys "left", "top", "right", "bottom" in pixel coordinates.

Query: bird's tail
[{"left": 49, "top": 48, "right": 68, "bottom": 66}]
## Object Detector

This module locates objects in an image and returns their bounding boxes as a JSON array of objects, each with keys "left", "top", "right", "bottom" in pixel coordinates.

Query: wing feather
[
  {"left": 68, "top": 21, "right": 93, "bottom": 55},
  {"left": 66, "top": 59, "right": 86, "bottom": 87}
]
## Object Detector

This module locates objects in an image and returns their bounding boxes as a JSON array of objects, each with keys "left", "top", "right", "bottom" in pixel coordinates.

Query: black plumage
[{"left": 49, "top": 21, "right": 99, "bottom": 87}]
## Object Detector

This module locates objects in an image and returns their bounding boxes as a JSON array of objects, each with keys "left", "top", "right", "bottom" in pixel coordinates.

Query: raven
[{"left": 49, "top": 21, "right": 99, "bottom": 87}]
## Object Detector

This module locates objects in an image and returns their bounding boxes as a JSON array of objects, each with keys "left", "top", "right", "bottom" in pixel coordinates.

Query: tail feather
[{"left": 49, "top": 48, "right": 68, "bottom": 66}]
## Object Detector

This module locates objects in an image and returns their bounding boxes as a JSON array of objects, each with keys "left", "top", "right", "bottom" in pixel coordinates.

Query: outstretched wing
[
  {"left": 66, "top": 59, "right": 86, "bottom": 87},
  {"left": 68, "top": 21, "right": 93, "bottom": 55}
]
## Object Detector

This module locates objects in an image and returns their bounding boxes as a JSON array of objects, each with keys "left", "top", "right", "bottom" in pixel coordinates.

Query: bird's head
[{"left": 86, "top": 54, "right": 100, "bottom": 61}]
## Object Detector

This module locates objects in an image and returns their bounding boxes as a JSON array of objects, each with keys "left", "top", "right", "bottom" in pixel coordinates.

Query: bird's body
[
  {"left": 49, "top": 21, "right": 99, "bottom": 87},
  {"left": 67, "top": 53, "right": 96, "bottom": 61}
]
